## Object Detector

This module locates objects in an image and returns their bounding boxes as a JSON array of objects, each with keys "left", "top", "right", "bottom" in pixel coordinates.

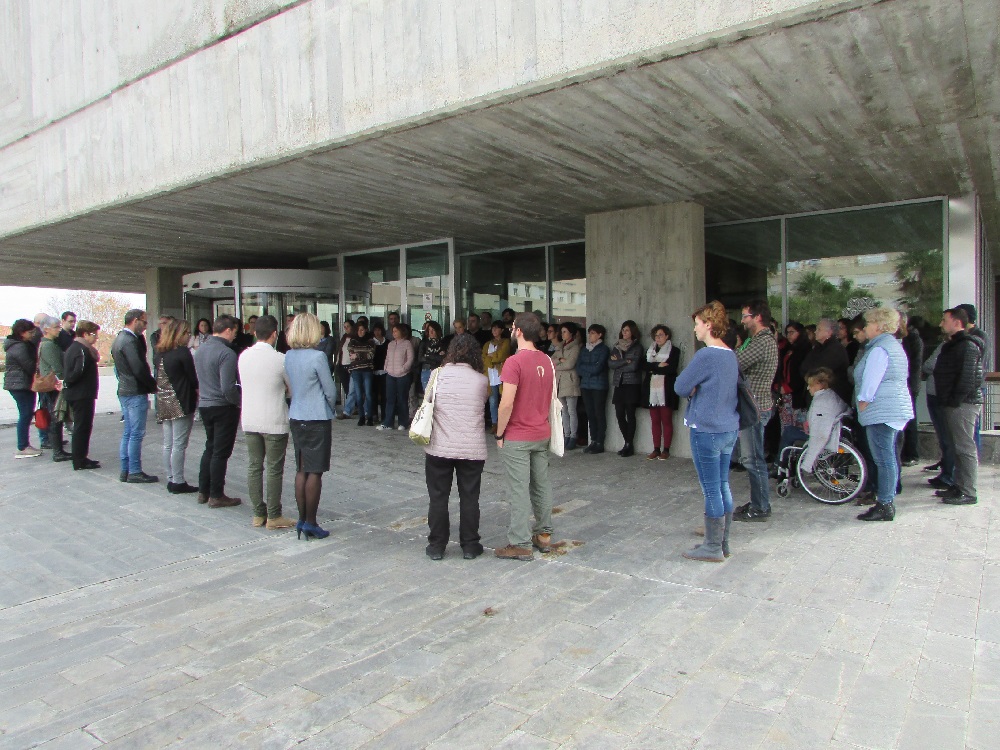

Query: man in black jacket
[
  {"left": 111, "top": 309, "right": 159, "bottom": 484},
  {"left": 933, "top": 307, "right": 983, "bottom": 505},
  {"left": 800, "top": 318, "right": 850, "bottom": 405}
]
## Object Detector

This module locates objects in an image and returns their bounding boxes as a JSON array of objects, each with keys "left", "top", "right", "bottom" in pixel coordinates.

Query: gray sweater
[{"left": 194, "top": 335, "right": 241, "bottom": 408}]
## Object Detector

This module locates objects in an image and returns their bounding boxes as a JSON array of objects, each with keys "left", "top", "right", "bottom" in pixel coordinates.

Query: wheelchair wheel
[
  {"left": 776, "top": 481, "right": 789, "bottom": 498},
  {"left": 796, "top": 440, "right": 867, "bottom": 505}
]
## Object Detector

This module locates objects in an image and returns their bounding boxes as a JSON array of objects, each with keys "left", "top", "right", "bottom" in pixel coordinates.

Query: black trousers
[
  {"left": 425, "top": 454, "right": 484, "bottom": 552},
  {"left": 581, "top": 388, "right": 608, "bottom": 445},
  {"left": 615, "top": 402, "right": 637, "bottom": 445},
  {"left": 901, "top": 389, "right": 920, "bottom": 461},
  {"left": 198, "top": 405, "right": 240, "bottom": 497},
  {"left": 67, "top": 398, "right": 95, "bottom": 468}
]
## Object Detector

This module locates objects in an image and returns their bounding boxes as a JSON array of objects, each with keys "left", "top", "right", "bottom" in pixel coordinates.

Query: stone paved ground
[{"left": 0, "top": 412, "right": 997, "bottom": 749}]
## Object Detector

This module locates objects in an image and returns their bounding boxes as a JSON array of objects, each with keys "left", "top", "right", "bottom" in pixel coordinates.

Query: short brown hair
[
  {"left": 76, "top": 320, "right": 100, "bottom": 337},
  {"left": 513, "top": 312, "right": 542, "bottom": 340},
  {"left": 692, "top": 301, "right": 729, "bottom": 339}
]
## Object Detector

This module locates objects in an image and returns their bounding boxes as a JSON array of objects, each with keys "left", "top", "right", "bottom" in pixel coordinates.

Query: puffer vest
[{"left": 853, "top": 332, "right": 914, "bottom": 427}]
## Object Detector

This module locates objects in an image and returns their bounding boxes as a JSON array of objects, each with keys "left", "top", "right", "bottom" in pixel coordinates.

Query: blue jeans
[
  {"left": 925, "top": 394, "right": 954, "bottom": 485},
  {"left": 421, "top": 368, "right": 433, "bottom": 390},
  {"left": 9, "top": 389, "right": 36, "bottom": 450},
  {"left": 488, "top": 385, "right": 501, "bottom": 426},
  {"left": 865, "top": 423, "right": 899, "bottom": 505},
  {"left": 350, "top": 370, "right": 375, "bottom": 419},
  {"left": 119, "top": 395, "right": 149, "bottom": 474},
  {"left": 738, "top": 408, "right": 772, "bottom": 513},
  {"left": 690, "top": 428, "right": 739, "bottom": 518},
  {"left": 384, "top": 375, "right": 411, "bottom": 428}
]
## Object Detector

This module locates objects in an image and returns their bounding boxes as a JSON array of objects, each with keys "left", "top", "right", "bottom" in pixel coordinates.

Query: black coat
[
  {"left": 161, "top": 346, "right": 199, "bottom": 415},
  {"left": 933, "top": 330, "right": 984, "bottom": 406},
  {"left": 640, "top": 345, "right": 681, "bottom": 410},
  {"left": 900, "top": 329, "right": 924, "bottom": 394},
  {"left": 62, "top": 341, "right": 99, "bottom": 401},
  {"left": 800, "top": 338, "right": 851, "bottom": 405}
]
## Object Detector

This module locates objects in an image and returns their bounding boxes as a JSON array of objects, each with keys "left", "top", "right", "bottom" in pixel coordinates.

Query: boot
[
  {"left": 683, "top": 516, "right": 725, "bottom": 562},
  {"left": 722, "top": 512, "right": 733, "bottom": 558},
  {"left": 858, "top": 501, "right": 895, "bottom": 522}
]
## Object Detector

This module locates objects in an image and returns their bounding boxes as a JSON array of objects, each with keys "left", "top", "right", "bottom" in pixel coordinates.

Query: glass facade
[
  {"left": 458, "top": 242, "right": 584, "bottom": 323},
  {"left": 707, "top": 199, "right": 946, "bottom": 327},
  {"left": 406, "top": 242, "right": 450, "bottom": 330},
  {"left": 343, "top": 249, "right": 402, "bottom": 329}
]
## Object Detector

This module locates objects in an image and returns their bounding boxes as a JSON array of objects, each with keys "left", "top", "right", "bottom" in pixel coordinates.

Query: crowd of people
[{"left": 2, "top": 295, "right": 988, "bottom": 562}]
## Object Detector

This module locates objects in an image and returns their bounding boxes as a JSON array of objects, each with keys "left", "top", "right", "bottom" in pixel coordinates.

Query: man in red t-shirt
[{"left": 494, "top": 312, "right": 555, "bottom": 561}]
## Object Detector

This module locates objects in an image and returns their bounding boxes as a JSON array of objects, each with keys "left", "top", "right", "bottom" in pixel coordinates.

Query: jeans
[
  {"left": 865, "top": 423, "right": 900, "bottom": 505},
  {"left": 649, "top": 406, "right": 674, "bottom": 452},
  {"left": 421, "top": 368, "right": 433, "bottom": 390},
  {"left": 488, "top": 385, "right": 501, "bottom": 426},
  {"left": 9, "top": 389, "right": 36, "bottom": 450},
  {"left": 499, "top": 439, "right": 553, "bottom": 548},
  {"left": 581, "top": 388, "right": 608, "bottom": 444},
  {"left": 925, "top": 394, "right": 955, "bottom": 485},
  {"left": 384, "top": 375, "right": 411, "bottom": 428},
  {"left": 67, "top": 397, "right": 95, "bottom": 468},
  {"left": 425, "top": 454, "right": 484, "bottom": 552},
  {"left": 690, "top": 428, "right": 739, "bottom": 518},
  {"left": 778, "top": 424, "right": 808, "bottom": 457},
  {"left": 246, "top": 432, "right": 289, "bottom": 518},
  {"left": 119, "top": 394, "right": 149, "bottom": 474},
  {"left": 739, "top": 408, "right": 772, "bottom": 513},
  {"left": 943, "top": 403, "right": 979, "bottom": 497},
  {"left": 198, "top": 405, "right": 241, "bottom": 497},
  {"left": 37, "top": 391, "right": 55, "bottom": 445},
  {"left": 350, "top": 370, "right": 375, "bottom": 419},
  {"left": 162, "top": 414, "right": 194, "bottom": 484},
  {"left": 560, "top": 396, "right": 578, "bottom": 438}
]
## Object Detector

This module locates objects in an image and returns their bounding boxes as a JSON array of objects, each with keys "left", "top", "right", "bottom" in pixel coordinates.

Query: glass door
[
  {"left": 406, "top": 242, "right": 450, "bottom": 331},
  {"left": 343, "top": 250, "right": 401, "bottom": 331}
]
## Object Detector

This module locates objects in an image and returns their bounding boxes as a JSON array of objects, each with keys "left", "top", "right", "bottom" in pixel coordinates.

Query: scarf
[
  {"left": 615, "top": 338, "right": 633, "bottom": 353},
  {"left": 646, "top": 342, "right": 672, "bottom": 406}
]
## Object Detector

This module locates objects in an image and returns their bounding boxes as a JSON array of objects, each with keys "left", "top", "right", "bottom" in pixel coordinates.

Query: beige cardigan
[{"left": 425, "top": 364, "right": 489, "bottom": 461}]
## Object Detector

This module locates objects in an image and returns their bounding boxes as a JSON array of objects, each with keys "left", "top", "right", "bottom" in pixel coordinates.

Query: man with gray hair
[{"left": 800, "top": 318, "right": 850, "bottom": 405}]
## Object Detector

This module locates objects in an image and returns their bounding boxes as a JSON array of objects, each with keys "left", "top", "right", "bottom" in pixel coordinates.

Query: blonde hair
[
  {"left": 691, "top": 300, "right": 729, "bottom": 339},
  {"left": 805, "top": 367, "right": 834, "bottom": 389},
  {"left": 287, "top": 312, "right": 322, "bottom": 349},
  {"left": 156, "top": 319, "right": 191, "bottom": 353},
  {"left": 863, "top": 306, "right": 900, "bottom": 335}
]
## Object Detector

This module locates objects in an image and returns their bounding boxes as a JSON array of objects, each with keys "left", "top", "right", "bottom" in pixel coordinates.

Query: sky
[{"left": 0, "top": 286, "right": 146, "bottom": 325}]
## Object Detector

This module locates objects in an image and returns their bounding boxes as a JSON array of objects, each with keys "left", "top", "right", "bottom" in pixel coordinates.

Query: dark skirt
[
  {"left": 612, "top": 383, "right": 641, "bottom": 406},
  {"left": 290, "top": 419, "right": 332, "bottom": 473}
]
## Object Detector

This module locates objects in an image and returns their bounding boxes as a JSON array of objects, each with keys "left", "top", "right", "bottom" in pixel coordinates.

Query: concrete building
[{"left": 1, "top": 0, "right": 996, "bottom": 454}]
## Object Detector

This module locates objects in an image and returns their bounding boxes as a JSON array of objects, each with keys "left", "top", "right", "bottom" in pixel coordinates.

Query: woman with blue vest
[
  {"left": 853, "top": 306, "right": 913, "bottom": 522},
  {"left": 674, "top": 301, "right": 740, "bottom": 562}
]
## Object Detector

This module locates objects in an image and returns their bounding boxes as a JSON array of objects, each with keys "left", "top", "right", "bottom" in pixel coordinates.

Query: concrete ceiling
[{"left": 1, "top": 0, "right": 996, "bottom": 293}]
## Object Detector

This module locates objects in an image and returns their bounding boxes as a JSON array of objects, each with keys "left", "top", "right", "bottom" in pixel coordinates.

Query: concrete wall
[
  {"left": 0, "top": 0, "right": 849, "bottom": 239},
  {"left": 585, "top": 202, "right": 705, "bottom": 458}
]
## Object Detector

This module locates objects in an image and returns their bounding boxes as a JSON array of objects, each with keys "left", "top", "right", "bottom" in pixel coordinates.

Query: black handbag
[{"left": 736, "top": 371, "right": 760, "bottom": 430}]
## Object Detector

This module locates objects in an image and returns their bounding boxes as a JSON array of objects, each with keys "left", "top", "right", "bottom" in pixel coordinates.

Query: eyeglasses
[{"left": 741, "top": 313, "right": 753, "bottom": 320}]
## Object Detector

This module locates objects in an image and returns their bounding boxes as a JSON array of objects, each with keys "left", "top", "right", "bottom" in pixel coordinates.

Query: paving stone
[
  {"left": 911, "top": 657, "right": 973, "bottom": 710},
  {"left": 653, "top": 669, "right": 741, "bottom": 738},
  {"left": 426, "top": 702, "right": 528, "bottom": 748},
  {"left": 591, "top": 684, "right": 670, "bottom": 737},
  {"left": 693, "top": 699, "right": 777, "bottom": 749},
  {"left": 896, "top": 700, "right": 968, "bottom": 750},
  {"left": 760, "top": 693, "right": 843, "bottom": 749},
  {"left": 922, "top": 630, "right": 977, "bottom": 669},
  {"left": 519, "top": 687, "right": 611, "bottom": 744}
]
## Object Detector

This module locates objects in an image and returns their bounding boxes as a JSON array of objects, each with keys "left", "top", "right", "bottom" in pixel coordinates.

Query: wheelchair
[{"left": 774, "top": 425, "right": 867, "bottom": 505}]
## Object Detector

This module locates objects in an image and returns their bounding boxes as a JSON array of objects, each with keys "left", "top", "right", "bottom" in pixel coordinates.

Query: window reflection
[{"left": 460, "top": 248, "right": 547, "bottom": 319}]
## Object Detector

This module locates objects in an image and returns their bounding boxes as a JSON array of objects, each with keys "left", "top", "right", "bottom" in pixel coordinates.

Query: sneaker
[
  {"left": 39, "top": 441, "right": 52, "bottom": 450},
  {"left": 126, "top": 472, "right": 159, "bottom": 484},
  {"left": 495, "top": 545, "right": 533, "bottom": 561},
  {"left": 375, "top": 424, "right": 389, "bottom": 431},
  {"left": 119, "top": 471, "right": 128, "bottom": 482},
  {"left": 858, "top": 501, "right": 895, "bottom": 521},
  {"left": 942, "top": 494, "right": 977, "bottom": 505},
  {"left": 197, "top": 493, "right": 209, "bottom": 504},
  {"left": 426, "top": 546, "right": 445, "bottom": 561},
  {"left": 734, "top": 505, "right": 771, "bottom": 522},
  {"left": 646, "top": 450, "right": 661, "bottom": 460},
  {"left": 169, "top": 482, "right": 198, "bottom": 494},
  {"left": 266, "top": 516, "right": 297, "bottom": 529},
  {"left": 657, "top": 451, "right": 669, "bottom": 461},
  {"left": 927, "top": 476, "right": 953, "bottom": 489},
  {"left": 252, "top": 516, "right": 266, "bottom": 527},
  {"left": 397, "top": 425, "right": 406, "bottom": 431},
  {"left": 14, "top": 447, "right": 42, "bottom": 459},
  {"left": 923, "top": 461, "right": 941, "bottom": 472}
]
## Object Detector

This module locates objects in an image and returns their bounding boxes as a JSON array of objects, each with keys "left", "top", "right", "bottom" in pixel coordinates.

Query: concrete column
[
  {"left": 145, "top": 267, "right": 186, "bottom": 321},
  {"left": 585, "top": 202, "right": 705, "bottom": 458}
]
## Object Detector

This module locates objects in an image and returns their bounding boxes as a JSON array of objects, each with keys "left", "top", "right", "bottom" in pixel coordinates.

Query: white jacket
[
  {"left": 799, "top": 389, "right": 851, "bottom": 473},
  {"left": 238, "top": 342, "right": 289, "bottom": 434},
  {"left": 425, "top": 364, "right": 489, "bottom": 461}
]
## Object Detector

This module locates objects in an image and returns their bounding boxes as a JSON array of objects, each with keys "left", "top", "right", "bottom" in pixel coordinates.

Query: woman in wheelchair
[{"left": 777, "top": 368, "right": 851, "bottom": 474}]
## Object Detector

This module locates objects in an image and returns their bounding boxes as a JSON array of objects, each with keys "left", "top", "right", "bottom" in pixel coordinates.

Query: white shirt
[{"left": 238, "top": 341, "right": 290, "bottom": 434}]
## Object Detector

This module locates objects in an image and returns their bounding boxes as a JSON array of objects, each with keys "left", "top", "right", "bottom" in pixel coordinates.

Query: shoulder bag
[
  {"left": 549, "top": 359, "right": 565, "bottom": 456},
  {"left": 736, "top": 370, "right": 760, "bottom": 431},
  {"left": 156, "top": 368, "right": 185, "bottom": 422},
  {"left": 409, "top": 367, "right": 440, "bottom": 445}
]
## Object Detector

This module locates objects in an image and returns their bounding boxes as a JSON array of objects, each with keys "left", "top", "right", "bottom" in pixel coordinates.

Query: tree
[
  {"left": 46, "top": 291, "right": 141, "bottom": 334},
  {"left": 895, "top": 247, "right": 944, "bottom": 325},
  {"left": 784, "top": 271, "right": 874, "bottom": 323}
]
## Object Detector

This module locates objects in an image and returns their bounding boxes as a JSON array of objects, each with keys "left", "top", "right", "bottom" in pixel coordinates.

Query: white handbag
[
  {"left": 548, "top": 359, "right": 564, "bottom": 456},
  {"left": 409, "top": 368, "right": 440, "bottom": 445}
]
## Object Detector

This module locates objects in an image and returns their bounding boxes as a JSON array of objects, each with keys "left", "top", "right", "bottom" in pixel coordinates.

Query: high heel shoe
[
  {"left": 301, "top": 522, "right": 330, "bottom": 540},
  {"left": 296, "top": 520, "right": 305, "bottom": 540}
]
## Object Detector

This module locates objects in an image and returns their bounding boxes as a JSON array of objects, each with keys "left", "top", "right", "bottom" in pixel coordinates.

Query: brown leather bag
[{"left": 31, "top": 371, "right": 58, "bottom": 393}]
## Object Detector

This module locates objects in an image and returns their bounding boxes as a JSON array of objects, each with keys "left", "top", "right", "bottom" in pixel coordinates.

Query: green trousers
[
  {"left": 499, "top": 439, "right": 554, "bottom": 547},
  {"left": 245, "top": 432, "right": 289, "bottom": 518}
]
